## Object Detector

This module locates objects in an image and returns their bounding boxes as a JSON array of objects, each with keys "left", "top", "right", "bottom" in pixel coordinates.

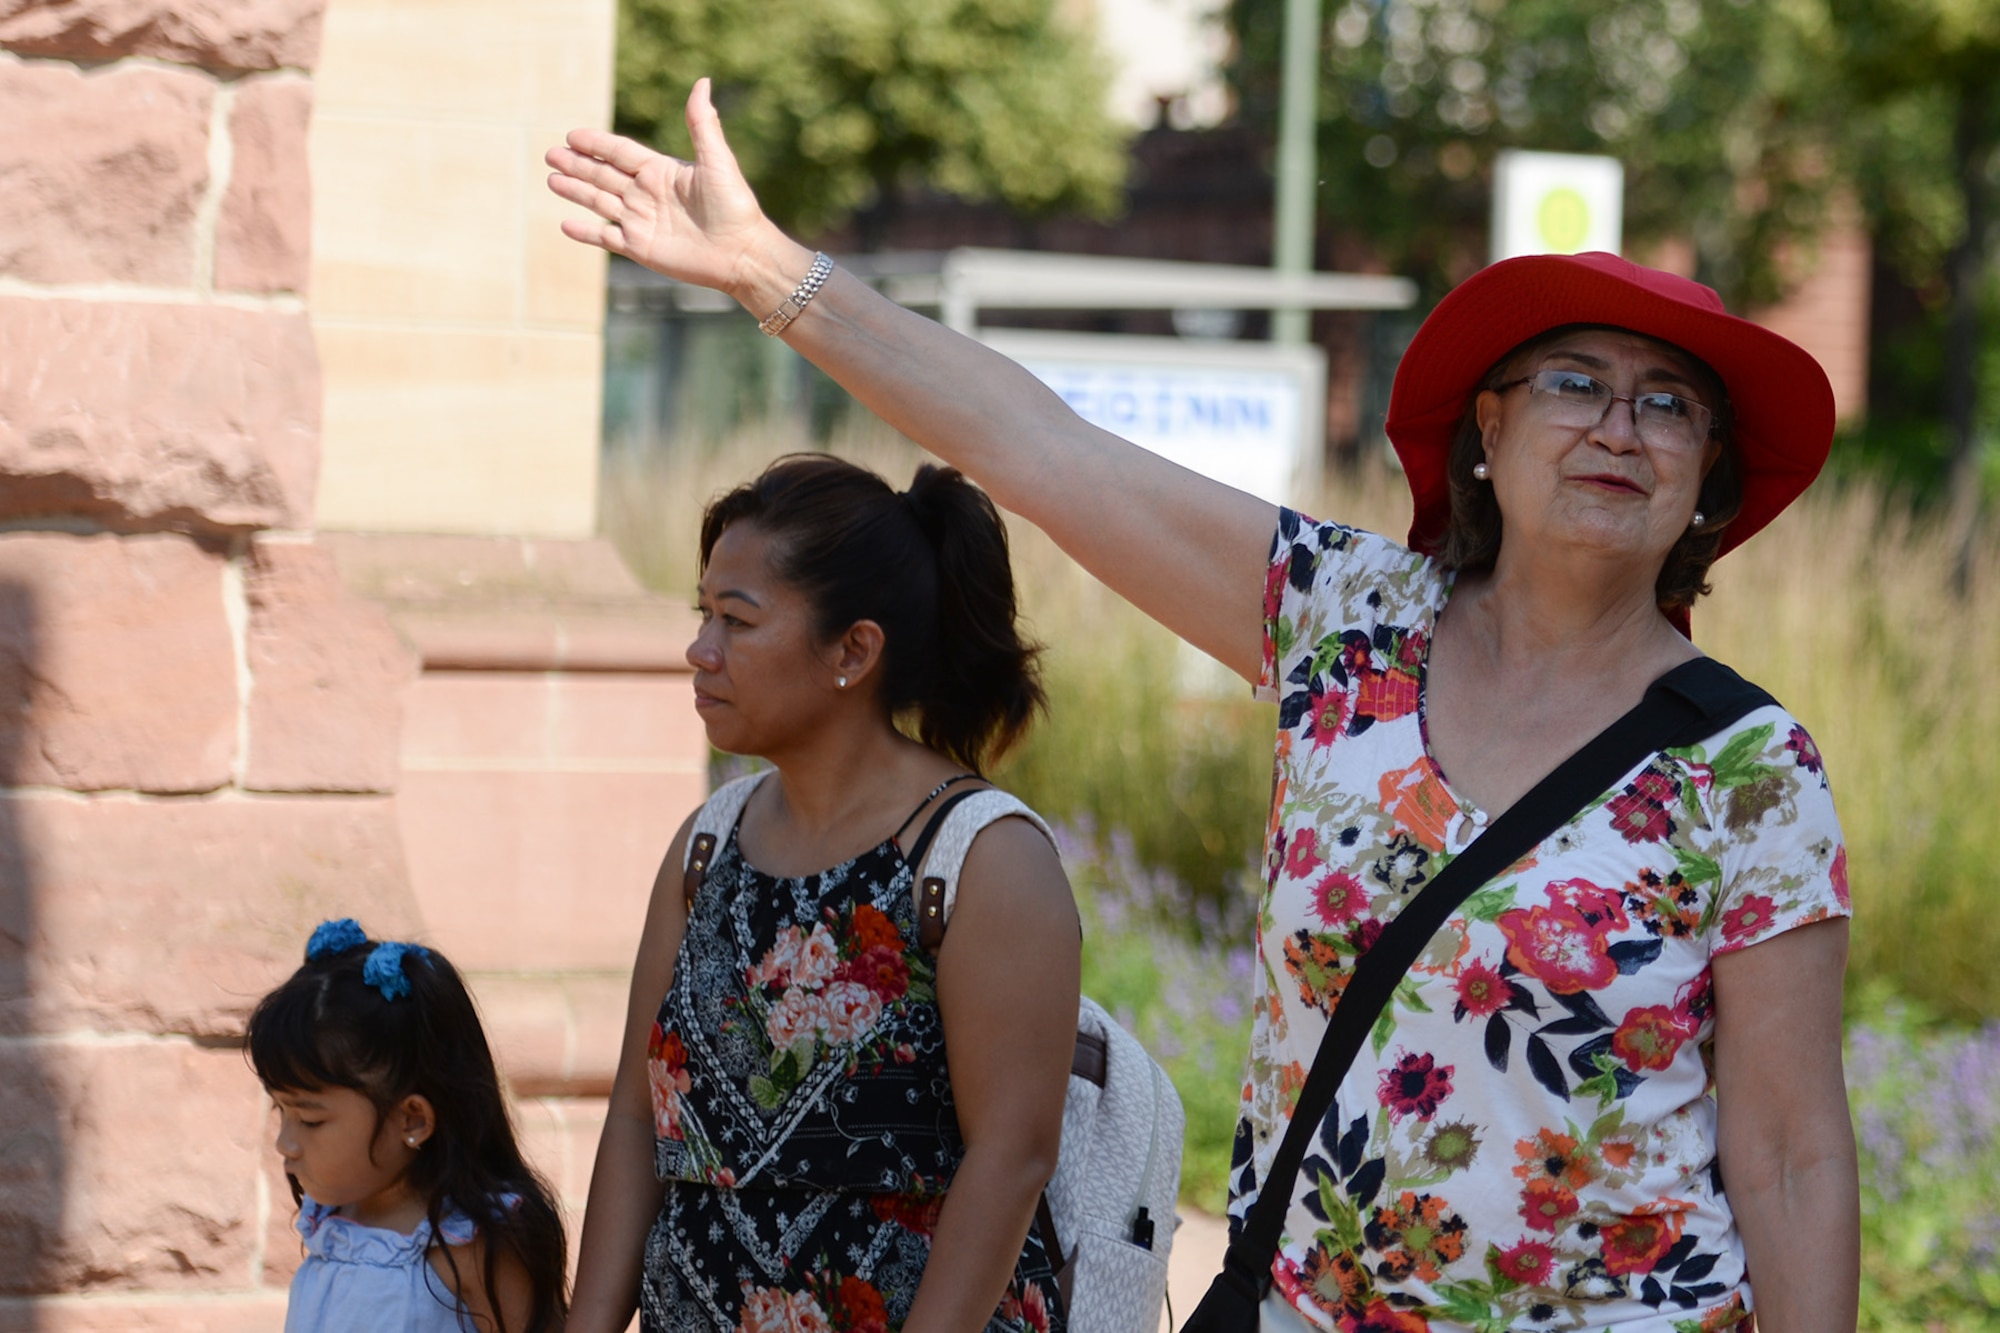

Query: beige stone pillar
[
  {"left": 0, "top": 4, "right": 424, "bottom": 1328},
  {"left": 303, "top": 0, "right": 703, "bottom": 1242},
  {"left": 308, "top": 0, "right": 613, "bottom": 539}
]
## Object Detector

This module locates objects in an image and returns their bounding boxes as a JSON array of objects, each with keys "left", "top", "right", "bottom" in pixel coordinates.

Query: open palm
[{"left": 545, "top": 78, "right": 771, "bottom": 296}]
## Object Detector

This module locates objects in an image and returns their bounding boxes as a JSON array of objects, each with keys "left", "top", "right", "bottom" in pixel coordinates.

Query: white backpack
[{"left": 681, "top": 775, "right": 1184, "bottom": 1333}]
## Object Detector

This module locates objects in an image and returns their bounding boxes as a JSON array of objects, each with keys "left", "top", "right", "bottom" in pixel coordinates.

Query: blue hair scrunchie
[
  {"left": 306, "top": 918, "right": 369, "bottom": 961},
  {"left": 362, "top": 941, "right": 430, "bottom": 1002}
]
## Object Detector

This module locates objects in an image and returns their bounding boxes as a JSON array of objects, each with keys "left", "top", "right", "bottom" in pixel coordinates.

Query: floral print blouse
[{"left": 1233, "top": 512, "right": 1850, "bottom": 1332}]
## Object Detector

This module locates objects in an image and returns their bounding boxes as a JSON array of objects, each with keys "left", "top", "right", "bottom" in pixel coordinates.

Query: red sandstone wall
[
  {"left": 0, "top": 5, "right": 426, "bottom": 1327},
  {"left": 1750, "top": 220, "right": 1872, "bottom": 424}
]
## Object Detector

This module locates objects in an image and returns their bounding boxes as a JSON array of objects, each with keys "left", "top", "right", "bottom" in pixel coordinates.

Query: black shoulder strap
[
  {"left": 1186, "top": 657, "right": 1775, "bottom": 1323},
  {"left": 892, "top": 773, "right": 980, "bottom": 845},
  {"left": 681, "top": 776, "right": 982, "bottom": 915}
]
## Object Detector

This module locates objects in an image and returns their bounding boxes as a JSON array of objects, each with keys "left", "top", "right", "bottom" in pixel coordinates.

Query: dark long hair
[
  {"left": 1434, "top": 323, "right": 1745, "bottom": 616},
  {"left": 247, "top": 933, "right": 568, "bottom": 1333},
  {"left": 699, "top": 453, "right": 1045, "bottom": 772}
]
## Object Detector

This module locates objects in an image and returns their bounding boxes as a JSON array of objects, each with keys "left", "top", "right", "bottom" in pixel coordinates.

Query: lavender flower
[{"left": 1845, "top": 1003, "right": 2000, "bottom": 1305}]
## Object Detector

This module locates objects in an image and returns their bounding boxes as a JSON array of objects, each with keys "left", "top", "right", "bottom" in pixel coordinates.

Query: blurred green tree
[
  {"left": 1226, "top": 0, "right": 1853, "bottom": 305},
  {"left": 1825, "top": 0, "right": 1999, "bottom": 568},
  {"left": 616, "top": 0, "right": 1130, "bottom": 245}
]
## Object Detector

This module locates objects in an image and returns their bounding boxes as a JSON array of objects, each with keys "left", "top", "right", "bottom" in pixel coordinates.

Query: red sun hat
[{"left": 1385, "top": 250, "right": 1835, "bottom": 563}]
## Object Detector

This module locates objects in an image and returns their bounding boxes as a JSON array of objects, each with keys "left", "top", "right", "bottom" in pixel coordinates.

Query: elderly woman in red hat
[{"left": 547, "top": 82, "right": 1857, "bottom": 1333}]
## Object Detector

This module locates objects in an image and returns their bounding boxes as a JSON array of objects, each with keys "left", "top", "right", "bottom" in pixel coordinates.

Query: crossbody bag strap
[{"left": 1190, "top": 657, "right": 1775, "bottom": 1321}]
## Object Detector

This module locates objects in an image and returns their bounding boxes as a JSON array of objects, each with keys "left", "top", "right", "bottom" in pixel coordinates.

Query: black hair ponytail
[
  {"left": 699, "top": 454, "right": 1045, "bottom": 772},
  {"left": 898, "top": 463, "right": 1045, "bottom": 768}
]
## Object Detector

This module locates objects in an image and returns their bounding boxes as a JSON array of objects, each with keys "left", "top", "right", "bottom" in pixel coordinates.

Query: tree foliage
[
  {"left": 1226, "top": 0, "right": 1856, "bottom": 305},
  {"left": 1828, "top": 0, "right": 1999, "bottom": 290},
  {"left": 1823, "top": 0, "right": 2000, "bottom": 544},
  {"left": 616, "top": 0, "right": 1130, "bottom": 241}
]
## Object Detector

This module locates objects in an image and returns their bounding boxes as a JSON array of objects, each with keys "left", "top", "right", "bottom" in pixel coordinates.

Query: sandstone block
[
  {"left": 243, "top": 539, "right": 417, "bottom": 794},
  {"left": 0, "top": 1040, "right": 265, "bottom": 1293},
  {"left": 514, "top": 1093, "right": 610, "bottom": 1222},
  {"left": 312, "top": 325, "right": 597, "bottom": 539},
  {"left": 0, "top": 299, "right": 318, "bottom": 531},
  {"left": 0, "top": 0, "right": 324, "bottom": 71},
  {"left": 398, "top": 768, "right": 698, "bottom": 975},
  {"left": 0, "top": 533, "right": 235, "bottom": 793},
  {"left": 468, "top": 970, "right": 627, "bottom": 1096},
  {"left": 0, "top": 792, "right": 419, "bottom": 1037},
  {"left": 216, "top": 75, "right": 313, "bottom": 294},
  {"left": 320, "top": 533, "right": 699, "bottom": 672},
  {"left": 306, "top": 116, "right": 520, "bottom": 323},
  {"left": 0, "top": 61, "right": 212, "bottom": 287},
  {"left": 0, "top": 1296, "right": 291, "bottom": 1333}
]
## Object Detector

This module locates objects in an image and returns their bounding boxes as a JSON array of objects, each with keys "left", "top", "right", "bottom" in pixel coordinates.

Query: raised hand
[{"left": 545, "top": 78, "right": 776, "bottom": 299}]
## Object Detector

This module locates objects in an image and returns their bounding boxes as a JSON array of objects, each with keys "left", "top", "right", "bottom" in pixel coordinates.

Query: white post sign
[
  {"left": 1492, "top": 150, "right": 1624, "bottom": 262},
  {"left": 978, "top": 331, "right": 1326, "bottom": 504}
]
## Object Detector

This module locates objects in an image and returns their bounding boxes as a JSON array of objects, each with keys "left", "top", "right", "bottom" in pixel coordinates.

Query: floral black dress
[{"left": 638, "top": 782, "right": 1064, "bottom": 1333}]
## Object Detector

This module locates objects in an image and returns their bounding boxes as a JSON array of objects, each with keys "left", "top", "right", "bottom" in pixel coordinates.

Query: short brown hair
[{"left": 1431, "top": 324, "right": 1744, "bottom": 616}]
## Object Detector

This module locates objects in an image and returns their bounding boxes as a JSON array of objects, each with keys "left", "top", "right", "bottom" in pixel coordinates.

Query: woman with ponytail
[{"left": 567, "top": 453, "right": 1080, "bottom": 1333}]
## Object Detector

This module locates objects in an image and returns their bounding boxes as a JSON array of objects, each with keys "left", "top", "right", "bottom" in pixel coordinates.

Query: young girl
[{"left": 247, "top": 918, "right": 569, "bottom": 1333}]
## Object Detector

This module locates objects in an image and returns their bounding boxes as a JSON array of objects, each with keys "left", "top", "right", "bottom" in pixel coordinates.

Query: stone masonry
[{"left": 0, "top": 3, "right": 426, "bottom": 1327}]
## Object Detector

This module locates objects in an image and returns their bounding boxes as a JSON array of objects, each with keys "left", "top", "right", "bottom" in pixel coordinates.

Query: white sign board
[
  {"left": 1492, "top": 150, "right": 1624, "bottom": 262},
  {"left": 977, "top": 330, "right": 1326, "bottom": 504}
]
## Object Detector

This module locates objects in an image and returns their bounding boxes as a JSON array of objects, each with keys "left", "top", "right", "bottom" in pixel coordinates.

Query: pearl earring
[
  {"left": 836, "top": 676, "right": 847, "bottom": 689},
  {"left": 1690, "top": 511, "right": 1706, "bottom": 529},
  {"left": 1472, "top": 461, "right": 1491, "bottom": 481}
]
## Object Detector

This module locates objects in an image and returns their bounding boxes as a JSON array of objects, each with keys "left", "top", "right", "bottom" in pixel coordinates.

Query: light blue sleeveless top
[{"left": 283, "top": 1195, "right": 486, "bottom": 1333}]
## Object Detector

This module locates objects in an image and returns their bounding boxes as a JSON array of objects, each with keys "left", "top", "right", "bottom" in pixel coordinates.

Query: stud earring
[
  {"left": 1472, "top": 461, "right": 1491, "bottom": 481},
  {"left": 1690, "top": 511, "right": 1706, "bottom": 529},
  {"left": 836, "top": 676, "right": 847, "bottom": 689},
  {"left": 406, "top": 1137, "right": 419, "bottom": 1148}
]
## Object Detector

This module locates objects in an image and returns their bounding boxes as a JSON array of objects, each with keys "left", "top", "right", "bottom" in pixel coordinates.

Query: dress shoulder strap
[
  {"left": 680, "top": 771, "right": 768, "bottom": 910},
  {"left": 891, "top": 772, "right": 980, "bottom": 846},
  {"left": 910, "top": 790, "right": 1055, "bottom": 953}
]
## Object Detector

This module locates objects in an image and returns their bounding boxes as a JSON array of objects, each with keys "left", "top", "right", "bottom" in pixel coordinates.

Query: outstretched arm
[{"left": 546, "top": 80, "right": 1276, "bottom": 681}]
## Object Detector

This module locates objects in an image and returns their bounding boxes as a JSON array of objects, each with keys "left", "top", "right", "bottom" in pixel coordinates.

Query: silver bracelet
[{"left": 757, "top": 252, "right": 834, "bottom": 336}]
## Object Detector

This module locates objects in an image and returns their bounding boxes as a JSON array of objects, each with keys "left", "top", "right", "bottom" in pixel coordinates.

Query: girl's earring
[
  {"left": 1472, "top": 461, "right": 1491, "bottom": 481},
  {"left": 1690, "top": 510, "right": 1706, "bottom": 529},
  {"left": 836, "top": 676, "right": 847, "bottom": 689}
]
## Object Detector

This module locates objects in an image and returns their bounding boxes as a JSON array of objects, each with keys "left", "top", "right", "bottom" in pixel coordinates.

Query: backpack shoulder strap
[
  {"left": 680, "top": 771, "right": 768, "bottom": 911},
  {"left": 907, "top": 789, "right": 1054, "bottom": 955}
]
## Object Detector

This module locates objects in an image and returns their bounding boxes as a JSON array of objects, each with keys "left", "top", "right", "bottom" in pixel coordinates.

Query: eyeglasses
[{"left": 1493, "top": 368, "right": 1716, "bottom": 453}]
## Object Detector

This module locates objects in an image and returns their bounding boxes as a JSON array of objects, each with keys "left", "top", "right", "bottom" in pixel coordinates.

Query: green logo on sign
[{"left": 1537, "top": 186, "right": 1591, "bottom": 253}]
